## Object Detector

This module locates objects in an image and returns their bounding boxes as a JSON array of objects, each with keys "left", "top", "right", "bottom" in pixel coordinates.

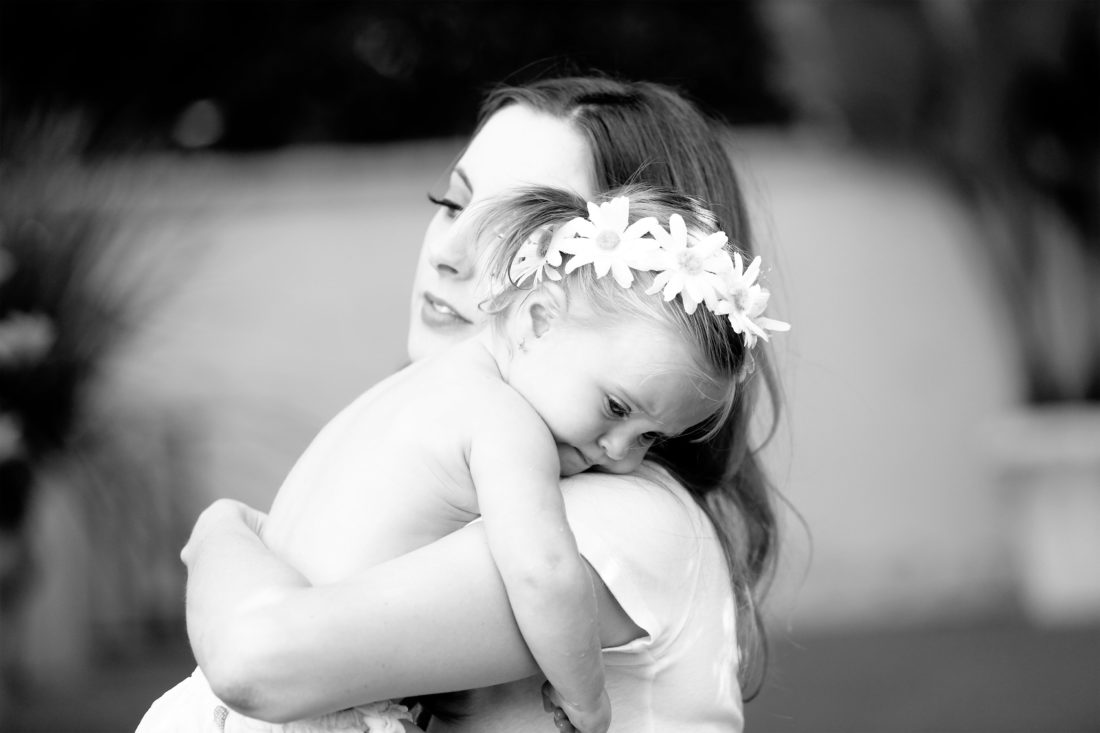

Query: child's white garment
[{"left": 136, "top": 667, "right": 413, "bottom": 733}]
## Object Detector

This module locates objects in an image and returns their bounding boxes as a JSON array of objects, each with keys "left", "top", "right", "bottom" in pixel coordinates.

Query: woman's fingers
[
  {"left": 237, "top": 502, "right": 268, "bottom": 536},
  {"left": 180, "top": 499, "right": 267, "bottom": 568}
]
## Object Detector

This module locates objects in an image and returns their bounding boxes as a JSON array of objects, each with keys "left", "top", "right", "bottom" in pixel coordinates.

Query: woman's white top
[{"left": 438, "top": 462, "right": 744, "bottom": 733}]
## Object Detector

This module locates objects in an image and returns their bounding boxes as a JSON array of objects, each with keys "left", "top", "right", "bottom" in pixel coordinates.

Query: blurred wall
[
  {"left": 742, "top": 135, "right": 1019, "bottom": 628},
  {"left": 102, "top": 132, "right": 1020, "bottom": 632},
  {"left": 106, "top": 143, "right": 444, "bottom": 512}
]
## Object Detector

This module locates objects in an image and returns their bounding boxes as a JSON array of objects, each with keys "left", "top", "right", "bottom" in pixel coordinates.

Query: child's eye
[
  {"left": 427, "top": 193, "right": 463, "bottom": 221},
  {"left": 640, "top": 431, "right": 663, "bottom": 445},
  {"left": 607, "top": 397, "right": 631, "bottom": 419}
]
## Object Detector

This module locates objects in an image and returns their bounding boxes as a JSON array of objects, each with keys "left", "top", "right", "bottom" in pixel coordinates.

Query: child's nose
[{"left": 599, "top": 432, "right": 631, "bottom": 461}]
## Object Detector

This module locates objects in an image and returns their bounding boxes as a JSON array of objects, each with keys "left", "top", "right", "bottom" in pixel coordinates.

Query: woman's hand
[
  {"left": 541, "top": 681, "right": 611, "bottom": 733},
  {"left": 181, "top": 498, "right": 267, "bottom": 570}
]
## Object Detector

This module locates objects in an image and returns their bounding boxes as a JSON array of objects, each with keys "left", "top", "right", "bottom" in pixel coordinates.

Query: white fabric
[
  {"left": 439, "top": 462, "right": 744, "bottom": 732},
  {"left": 564, "top": 463, "right": 744, "bottom": 733},
  {"left": 136, "top": 667, "right": 413, "bottom": 733}
]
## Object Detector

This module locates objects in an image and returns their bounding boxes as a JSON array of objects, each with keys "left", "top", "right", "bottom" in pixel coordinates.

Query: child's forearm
[
  {"left": 468, "top": 416, "right": 608, "bottom": 725},
  {"left": 496, "top": 538, "right": 605, "bottom": 713}
]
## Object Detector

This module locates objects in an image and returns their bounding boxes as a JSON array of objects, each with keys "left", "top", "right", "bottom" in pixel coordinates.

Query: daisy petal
[
  {"left": 564, "top": 251, "right": 595, "bottom": 273},
  {"left": 755, "top": 316, "right": 790, "bottom": 333},
  {"left": 743, "top": 255, "right": 762, "bottom": 285},
  {"left": 593, "top": 257, "right": 612, "bottom": 279},
  {"left": 647, "top": 270, "right": 672, "bottom": 296},
  {"left": 611, "top": 260, "right": 634, "bottom": 288}
]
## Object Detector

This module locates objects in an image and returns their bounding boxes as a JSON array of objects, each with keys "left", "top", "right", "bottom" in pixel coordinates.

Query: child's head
[{"left": 475, "top": 185, "right": 788, "bottom": 477}]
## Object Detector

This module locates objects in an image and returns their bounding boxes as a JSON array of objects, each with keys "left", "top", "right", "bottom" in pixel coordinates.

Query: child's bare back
[{"left": 261, "top": 337, "right": 536, "bottom": 585}]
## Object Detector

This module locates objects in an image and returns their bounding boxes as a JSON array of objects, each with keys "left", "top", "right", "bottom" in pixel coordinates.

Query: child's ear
[{"left": 523, "top": 283, "right": 567, "bottom": 340}]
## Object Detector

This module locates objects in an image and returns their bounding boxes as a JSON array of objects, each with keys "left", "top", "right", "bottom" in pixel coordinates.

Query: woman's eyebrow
[{"left": 453, "top": 165, "right": 473, "bottom": 194}]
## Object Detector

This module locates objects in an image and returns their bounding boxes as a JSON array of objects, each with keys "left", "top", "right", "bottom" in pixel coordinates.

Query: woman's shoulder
[
  {"left": 560, "top": 462, "right": 720, "bottom": 585},
  {"left": 561, "top": 462, "right": 712, "bottom": 537},
  {"left": 562, "top": 462, "right": 730, "bottom": 653}
]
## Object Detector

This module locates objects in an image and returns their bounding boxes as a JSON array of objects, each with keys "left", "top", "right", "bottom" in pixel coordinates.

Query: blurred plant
[
  {"left": 0, "top": 110, "right": 195, "bottom": 700},
  {"left": 765, "top": 0, "right": 1099, "bottom": 403}
]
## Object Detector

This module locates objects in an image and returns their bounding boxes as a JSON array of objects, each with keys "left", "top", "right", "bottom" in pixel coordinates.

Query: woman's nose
[{"left": 425, "top": 225, "right": 477, "bottom": 280}]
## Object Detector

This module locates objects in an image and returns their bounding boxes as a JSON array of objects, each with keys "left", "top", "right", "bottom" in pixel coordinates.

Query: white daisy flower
[
  {"left": 555, "top": 196, "right": 660, "bottom": 288},
  {"left": 509, "top": 227, "right": 562, "bottom": 286},
  {"left": 715, "top": 253, "right": 791, "bottom": 348},
  {"left": 645, "top": 213, "right": 734, "bottom": 314}
]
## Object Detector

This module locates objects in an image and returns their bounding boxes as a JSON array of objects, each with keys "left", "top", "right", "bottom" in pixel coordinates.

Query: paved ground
[{"left": 6, "top": 618, "right": 1099, "bottom": 732}]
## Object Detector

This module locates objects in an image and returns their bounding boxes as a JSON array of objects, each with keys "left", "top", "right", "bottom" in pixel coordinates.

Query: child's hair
[{"left": 476, "top": 184, "right": 747, "bottom": 434}]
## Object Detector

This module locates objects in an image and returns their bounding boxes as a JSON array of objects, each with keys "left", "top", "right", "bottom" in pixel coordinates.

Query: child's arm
[{"left": 468, "top": 395, "right": 611, "bottom": 733}]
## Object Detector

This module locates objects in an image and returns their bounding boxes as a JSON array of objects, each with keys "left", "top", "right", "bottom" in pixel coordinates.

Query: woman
[{"left": 183, "top": 75, "right": 783, "bottom": 732}]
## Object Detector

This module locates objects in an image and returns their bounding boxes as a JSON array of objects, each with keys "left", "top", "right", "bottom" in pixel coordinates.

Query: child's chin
[
  {"left": 557, "top": 448, "right": 590, "bottom": 477},
  {"left": 558, "top": 463, "right": 588, "bottom": 478}
]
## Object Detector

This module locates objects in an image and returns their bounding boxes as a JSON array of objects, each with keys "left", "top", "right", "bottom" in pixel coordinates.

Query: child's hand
[{"left": 541, "top": 681, "right": 611, "bottom": 733}]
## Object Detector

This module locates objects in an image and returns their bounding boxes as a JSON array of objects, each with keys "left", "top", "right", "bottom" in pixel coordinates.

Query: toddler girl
[{"left": 137, "top": 184, "right": 788, "bottom": 733}]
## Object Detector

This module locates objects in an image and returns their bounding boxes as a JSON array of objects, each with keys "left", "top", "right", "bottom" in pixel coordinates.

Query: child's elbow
[{"left": 505, "top": 549, "right": 588, "bottom": 599}]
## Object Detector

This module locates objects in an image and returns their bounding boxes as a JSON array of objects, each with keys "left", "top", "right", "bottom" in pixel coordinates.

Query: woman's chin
[{"left": 406, "top": 323, "right": 474, "bottom": 362}]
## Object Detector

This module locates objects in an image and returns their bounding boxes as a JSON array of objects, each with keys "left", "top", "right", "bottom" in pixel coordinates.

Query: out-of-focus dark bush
[
  {"left": 0, "top": 0, "right": 789, "bottom": 152},
  {"left": 765, "top": 0, "right": 1099, "bottom": 403},
  {"left": 0, "top": 114, "right": 196, "bottom": 704}
]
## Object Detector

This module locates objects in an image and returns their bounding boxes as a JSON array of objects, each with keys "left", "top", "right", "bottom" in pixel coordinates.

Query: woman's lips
[{"left": 420, "top": 292, "right": 472, "bottom": 329}]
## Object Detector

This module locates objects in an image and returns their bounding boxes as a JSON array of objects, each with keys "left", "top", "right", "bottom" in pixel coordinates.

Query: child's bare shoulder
[{"left": 469, "top": 379, "right": 553, "bottom": 451}]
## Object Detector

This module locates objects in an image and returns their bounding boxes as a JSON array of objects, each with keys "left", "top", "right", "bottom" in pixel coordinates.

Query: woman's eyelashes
[{"left": 427, "top": 193, "right": 464, "bottom": 220}]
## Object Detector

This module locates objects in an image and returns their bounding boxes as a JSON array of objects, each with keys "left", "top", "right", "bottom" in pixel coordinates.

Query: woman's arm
[{"left": 183, "top": 499, "right": 642, "bottom": 724}]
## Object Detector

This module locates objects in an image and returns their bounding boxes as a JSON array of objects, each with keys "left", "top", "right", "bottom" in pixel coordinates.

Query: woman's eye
[
  {"left": 607, "top": 398, "right": 630, "bottom": 419},
  {"left": 640, "top": 431, "right": 663, "bottom": 446},
  {"left": 427, "top": 193, "right": 463, "bottom": 221}
]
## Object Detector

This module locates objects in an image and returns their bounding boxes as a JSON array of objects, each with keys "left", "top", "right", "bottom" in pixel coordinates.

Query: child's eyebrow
[{"left": 621, "top": 388, "right": 660, "bottom": 424}]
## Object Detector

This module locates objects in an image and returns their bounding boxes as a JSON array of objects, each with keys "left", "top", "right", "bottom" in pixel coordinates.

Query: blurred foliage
[
  {"left": 0, "top": 115, "right": 195, "bottom": 700},
  {"left": 0, "top": 0, "right": 789, "bottom": 152},
  {"left": 765, "top": 0, "right": 1099, "bottom": 403}
]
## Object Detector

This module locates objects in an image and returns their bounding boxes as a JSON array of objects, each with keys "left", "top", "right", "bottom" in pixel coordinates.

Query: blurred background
[{"left": 1, "top": 1, "right": 1098, "bottom": 731}]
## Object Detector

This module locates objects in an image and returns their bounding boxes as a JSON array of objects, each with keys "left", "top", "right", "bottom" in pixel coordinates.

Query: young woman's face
[
  {"left": 508, "top": 311, "right": 727, "bottom": 477},
  {"left": 408, "top": 105, "right": 595, "bottom": 361}
]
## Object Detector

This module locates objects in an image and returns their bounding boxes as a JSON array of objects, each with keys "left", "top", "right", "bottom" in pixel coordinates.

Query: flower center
[
  {"left": 730, "top": 287, "right": 748, "bottom": 312},
  {"left": 678, "top": 249, "right": 704, "bottom": 275},
  {"left": 595, "top": 229, "right": 621, "bottom": 250}
]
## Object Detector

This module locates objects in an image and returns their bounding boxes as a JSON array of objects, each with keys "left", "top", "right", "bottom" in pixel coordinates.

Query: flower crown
[{"left": 508, "top": 195, "right": 790, "bottom": 349}]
